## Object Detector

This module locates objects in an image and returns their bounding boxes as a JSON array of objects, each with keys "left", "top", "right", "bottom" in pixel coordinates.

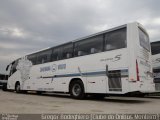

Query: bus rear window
[{"left": 139, "top": 28, "right": 150, "bottom": 51}]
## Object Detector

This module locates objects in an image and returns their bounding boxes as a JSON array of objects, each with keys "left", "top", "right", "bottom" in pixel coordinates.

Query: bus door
[{"left": 108, "top": 70, "right": 122, "bottom": 92}]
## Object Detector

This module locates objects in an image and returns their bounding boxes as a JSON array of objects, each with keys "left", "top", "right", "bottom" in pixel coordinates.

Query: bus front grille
[{"left": 108, "top": 70, "right": 122, "bottom": 91}]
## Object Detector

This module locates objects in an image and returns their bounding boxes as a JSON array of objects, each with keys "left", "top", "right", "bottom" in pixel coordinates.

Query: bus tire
[
  {"left": 15, "top": 82, "right": 21, "bottom": 93},
  {"left": 70, "top": 80, "right": 85, "bottom": 99}
]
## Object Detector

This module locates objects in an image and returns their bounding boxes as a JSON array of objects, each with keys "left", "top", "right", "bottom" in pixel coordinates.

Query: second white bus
[
  {"left": 6, "top": 22, "right": 155, "bottom": 99},
  {"left": 151, "top": 41, "right": 160, "bottom": 92}
]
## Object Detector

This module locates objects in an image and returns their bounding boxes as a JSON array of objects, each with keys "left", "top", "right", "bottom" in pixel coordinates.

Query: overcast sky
[{"left": 0, "top": 0, "right": 160, "bottom": 74}]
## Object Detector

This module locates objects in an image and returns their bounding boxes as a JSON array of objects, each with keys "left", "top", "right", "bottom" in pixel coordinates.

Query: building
[{"left": 0, "top": 74, "right": 8, "bottom": 80}]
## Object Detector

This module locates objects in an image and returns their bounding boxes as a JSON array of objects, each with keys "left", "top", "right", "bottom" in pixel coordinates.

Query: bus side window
[
  {"left": 74, "top": 35, "right": 103, "bottom": 57},
  {"left": 91, "top": 48, "right": 100, "bottom": 54},
  {"left": 62, "top": 43, "right": 73, "bottom": 59},
  {"left": 37, "top": 49, "right": 52, "bottom": 64},
  {"left": 66, "top": 53, "right": 72, "bottom": 59},
  {"left": 37, "top": 55, "right": 47, "bottom": 64},
  {"left": 51, "top": 47, "right": 63, "bottom": 61},
  {"left": 105, "top": 27, "right": 127, "bottom": 51},
  {"left": 78, "top": 51, "right": 87, "bottom": 56},
  {"left": 28, "top": 54, "right": 37, "bottom": 65}
]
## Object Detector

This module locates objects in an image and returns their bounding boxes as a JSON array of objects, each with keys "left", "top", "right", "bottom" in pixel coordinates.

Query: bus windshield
[
  {"left": 139, "top": 28, "right": 150, "bottom": 51},
  {"left": 151, "top": 42, "right": 160, "bottom": 55}
]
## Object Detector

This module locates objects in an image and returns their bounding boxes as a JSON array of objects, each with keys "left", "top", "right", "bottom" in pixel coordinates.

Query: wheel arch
[
  {"left": 15, "top": 81, "right": 20, "bottom": 89},
  {"left": 69, "top": 78, "right": 85, "bottom": 93}
]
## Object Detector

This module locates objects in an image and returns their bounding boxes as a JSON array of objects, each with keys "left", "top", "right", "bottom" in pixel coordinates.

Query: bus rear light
[
  {"left": 136, "top": 60, "right": 140, "bottom": 81},
  {"left": 130, "top": 78, "right": 136, "bottom": 82}
]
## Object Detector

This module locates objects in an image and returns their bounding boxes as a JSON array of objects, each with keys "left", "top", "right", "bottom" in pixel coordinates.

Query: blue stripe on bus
[{"left": 42, "top": 69, "right": 128, "bottom": 79}]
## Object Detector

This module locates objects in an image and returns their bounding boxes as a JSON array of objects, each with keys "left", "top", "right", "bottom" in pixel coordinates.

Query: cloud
[{"left": 0, "top": 0, "right": 160, "bottom": 73}]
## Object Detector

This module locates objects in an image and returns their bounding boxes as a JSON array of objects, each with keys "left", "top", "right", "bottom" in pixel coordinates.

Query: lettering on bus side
[
  {"left": 100, "top": 54, "right": 122, "bottom": 62},
  {"left": 52, "top": 64, "right": 57, "bottom": 72},
  {"left": 40, "top": 66, "right": 51, "bottom": 72},
  {"left": 58, "top": 64, "right": 66, "bottom": 70},
  {"left": 52, "top": 64, "right": 66, "bottom": 72},
  {"left": 114, "top": 54, "right": 121, "bottom": 61}
]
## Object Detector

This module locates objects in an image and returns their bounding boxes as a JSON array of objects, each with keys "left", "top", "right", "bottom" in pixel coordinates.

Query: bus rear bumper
[{"left": 136, "top": 81, "right": 156, "bottom": 93}]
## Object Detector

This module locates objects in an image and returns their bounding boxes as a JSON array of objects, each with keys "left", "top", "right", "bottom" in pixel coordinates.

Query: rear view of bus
[{"left": 127, "top": 23, "right": 155, "bottom": 95}]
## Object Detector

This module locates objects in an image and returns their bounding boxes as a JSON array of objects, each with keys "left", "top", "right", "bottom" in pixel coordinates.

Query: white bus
[
  {"left": 6, "top": 22, "right": 155, "bottom": 99},
  {"left": 151, "top": 41, "right": 160, "bottom": 91}
]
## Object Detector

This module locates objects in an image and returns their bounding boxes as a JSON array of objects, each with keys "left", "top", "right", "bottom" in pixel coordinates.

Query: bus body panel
[
  {"left": 20, "top": 48, "right": 128, "bottom": 94},
  {"left": 7, "top": 71, "right": 21, "bottom": 90},
  {"left": 7, "top": 22, "right": 155, "bottom": 95}
]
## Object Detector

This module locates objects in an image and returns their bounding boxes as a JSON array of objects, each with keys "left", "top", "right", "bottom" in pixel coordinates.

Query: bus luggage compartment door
[{"left": 108, "top": 70, "right": 122, "bottom": 92}]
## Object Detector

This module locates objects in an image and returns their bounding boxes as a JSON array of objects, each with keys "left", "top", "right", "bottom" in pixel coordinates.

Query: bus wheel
[
  {"left": 15, "top": 82, "right": 21, "bottom": 93},
  {"left": 70, "top": 80, "right": 85, "bottom": 99}
]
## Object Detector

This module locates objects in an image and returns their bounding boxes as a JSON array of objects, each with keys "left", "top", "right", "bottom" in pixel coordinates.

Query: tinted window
[
  {"left": 105, "top": 27, "right": 126, "bottom": 51},
  {"left": 51, "top": 46, "right": 63, "bottom": 61},
  {"left": 37, "top": 49, "right": 52, "bottom": 64},
  {"left": 139, "top": 28, "right": 150, "bottom": 51},
  {"left": 51, "top": 43, "right": 74, "bottom": 61},
  {"left": 151, "top": 42, "right": 160, "bottom": 55},
  {"left": 27, "top": 54, "right": 37, "bottom": 65},
  {"left": 74, "top": 35, "right": 103, "bottom": 57},
  {"left": 62, "top": 43, "right": 73, "bottom": 59}
]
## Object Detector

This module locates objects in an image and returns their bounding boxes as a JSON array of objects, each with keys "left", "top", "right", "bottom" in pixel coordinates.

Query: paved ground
[{"left": 0, "top": 90, "right": 160, "bottom": 113}]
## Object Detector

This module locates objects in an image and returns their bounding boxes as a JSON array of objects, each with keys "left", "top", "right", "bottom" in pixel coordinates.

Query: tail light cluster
[{"left": 136, "top": 60, "right": 140, "bottom": 81}]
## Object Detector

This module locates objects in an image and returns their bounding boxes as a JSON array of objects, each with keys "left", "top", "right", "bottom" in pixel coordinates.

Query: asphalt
[{"left": 0, "top": 90, "right": 160, "bottom": 113}]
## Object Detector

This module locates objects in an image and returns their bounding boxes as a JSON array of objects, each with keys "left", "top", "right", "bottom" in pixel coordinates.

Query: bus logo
[{"left": 52, "top": 64, "right": 57, "bottom": 72}]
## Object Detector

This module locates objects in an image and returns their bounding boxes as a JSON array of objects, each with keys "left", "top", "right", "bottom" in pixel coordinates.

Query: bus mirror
[
  {"left": 6, "top": 65, "right": 9, "bottom": 71},
  {"left": 106, "top": 65, "right": 109, "bottom": 76}
]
